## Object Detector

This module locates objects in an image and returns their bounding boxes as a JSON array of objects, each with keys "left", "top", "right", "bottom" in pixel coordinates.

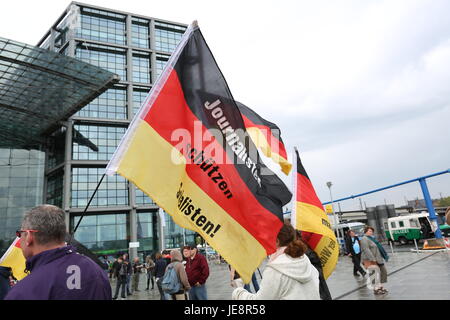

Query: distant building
[{"left": 1, "top": 2, "right": 196, "bottom": 258}]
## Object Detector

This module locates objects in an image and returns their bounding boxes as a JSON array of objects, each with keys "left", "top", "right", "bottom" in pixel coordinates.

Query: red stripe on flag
[
  {"left": 297, "top": 173, "right": 324, "bottom": 210},
  {"left": 14, "top": 238, "right": 21, "bottom": 248},
  {"left": 300, "top": 231, "right": 323, "bottom": 250},
  {"left": 143, "top": 69, "right": 282, "bottom": 253}
]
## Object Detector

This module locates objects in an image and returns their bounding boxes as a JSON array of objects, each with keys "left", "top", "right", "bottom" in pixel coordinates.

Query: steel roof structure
[{"left": 0, "top": 36, "right": 120, "bottom": 149}]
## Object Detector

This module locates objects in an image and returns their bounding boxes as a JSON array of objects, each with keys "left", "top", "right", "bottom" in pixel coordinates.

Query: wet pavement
[{"left": 110, "top": 246, "right": 450, "bottom": 300}]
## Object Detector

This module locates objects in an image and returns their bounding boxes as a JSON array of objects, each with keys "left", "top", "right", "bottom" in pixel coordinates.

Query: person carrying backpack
[
  {"left": 161, "top": 249, "right": 190, "bottom": 300},
  {"left": 112, "top": 257, "right": 127, "bottom": 300}
]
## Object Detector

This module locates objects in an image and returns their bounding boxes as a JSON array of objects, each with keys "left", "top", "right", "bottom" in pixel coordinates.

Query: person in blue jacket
[{"left": 4, "top": 205, "right": 111, "bottom": 300}]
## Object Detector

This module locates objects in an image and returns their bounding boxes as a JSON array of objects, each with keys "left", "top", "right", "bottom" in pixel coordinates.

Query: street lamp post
[{"left": 327, "top": 181, "right": 343, "bottom": 253}]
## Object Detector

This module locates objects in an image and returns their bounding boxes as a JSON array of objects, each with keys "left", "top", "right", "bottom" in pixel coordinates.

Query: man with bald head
[{"left": 5, "top": 205, "right": 111, "bottom": 300}]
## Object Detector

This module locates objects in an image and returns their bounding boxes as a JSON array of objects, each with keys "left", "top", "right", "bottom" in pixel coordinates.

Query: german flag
[
  {"left": 236, "top": 102, "right": 292, "bottom": 175},
  {"left": 291, "top": 147, "right": 338, "bottom": 279},
  {"left": 0, "top": 237, "right": 27, "bottom": 280},
  {"left": 106, "top": 22, "right": 292, "bottom": 283}
]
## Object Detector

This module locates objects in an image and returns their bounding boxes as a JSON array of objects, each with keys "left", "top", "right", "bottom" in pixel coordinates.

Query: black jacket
[
  {"left": 305, "top": 249, "right": 332, "bottom": 300},
  {"left": 154, "top": 258, "right": 167, "bottom": 278},
  {"left": 345, "top": 236, "right": 361, "bottom": 256}
]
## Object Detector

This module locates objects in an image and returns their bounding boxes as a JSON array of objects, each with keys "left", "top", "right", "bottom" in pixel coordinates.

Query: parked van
[
  {"left": 384, "top": 212, "right": 449, "bottom": 245},
  {"left": 333, "top": 221, "right": 365, "bottom": 253}
]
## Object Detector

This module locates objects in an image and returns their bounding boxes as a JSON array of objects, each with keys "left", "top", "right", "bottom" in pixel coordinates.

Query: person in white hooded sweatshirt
[{"left": 232, "top": 222, "right": 320, "bottom": 300}]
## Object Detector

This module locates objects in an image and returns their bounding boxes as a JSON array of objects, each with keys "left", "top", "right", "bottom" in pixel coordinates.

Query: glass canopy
[{"left": 0, "top": 36, "right": 120, "bottom": 149}]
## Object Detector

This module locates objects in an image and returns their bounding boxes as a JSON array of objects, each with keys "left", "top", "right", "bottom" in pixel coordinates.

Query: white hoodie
[{"left": 232, "top": 251, "right": 320, "bottom": 300}]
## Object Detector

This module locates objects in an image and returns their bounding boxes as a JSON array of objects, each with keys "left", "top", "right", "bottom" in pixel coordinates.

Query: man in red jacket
[{"left": 183, "top": 244, "right": 209, "bottom": 300}]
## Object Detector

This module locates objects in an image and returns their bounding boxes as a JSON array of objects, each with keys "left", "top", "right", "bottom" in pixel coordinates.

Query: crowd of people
[
  {"left": 108, "top": 243, "right": 210, "bottom": 300},
  {"left": 3, "top": 204, "right": 448, "bottom": 300}
]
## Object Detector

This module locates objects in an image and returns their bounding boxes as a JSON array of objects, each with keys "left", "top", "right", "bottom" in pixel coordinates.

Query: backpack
[
  {"left": 161, "top": 262, "right": 181, "bottom": 294},
  {"left": 119, "top": 263, "right": 127, "bottom": 276}
]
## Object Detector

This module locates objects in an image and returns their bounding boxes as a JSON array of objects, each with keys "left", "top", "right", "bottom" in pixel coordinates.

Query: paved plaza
[{"left": 111, "top": 246, "right": 450, "bottom": 300}]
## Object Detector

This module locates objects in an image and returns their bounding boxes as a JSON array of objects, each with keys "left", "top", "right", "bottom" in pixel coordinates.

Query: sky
[{"left": 1, "top": 0, "right": 449, "bottom": 211}]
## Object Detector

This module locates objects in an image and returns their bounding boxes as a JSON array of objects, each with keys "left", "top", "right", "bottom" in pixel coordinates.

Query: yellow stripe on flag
[
  {"left": 0, "top": 237, "right": 27, "bottom": 280},
  {"left": 294, "top": 202, "right": 336, "bottom": 240},
  {"left": 312, "top": 235, "right": 339, "bottom": 279},
  {"left": 116, "top": 119, "right": 267, "bottom": 283},
  {"left": 246, "top": 127, "right": 292, "bottom": 175}
]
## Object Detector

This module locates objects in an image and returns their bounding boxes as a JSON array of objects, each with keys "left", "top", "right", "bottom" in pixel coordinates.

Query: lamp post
[{"left": 327, "top": 181, "right": 343, "bottom": 253}]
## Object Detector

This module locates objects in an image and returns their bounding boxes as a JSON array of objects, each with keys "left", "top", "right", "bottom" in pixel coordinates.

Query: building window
[
  {"left": 0, "top": 149, "right": 45, "bottom": 252},
  {"left": 163, "top": 213, "right": 196, "bottom": 249},
  {"left": 46, "top": 170, "right": 64, "bottom": 208},
  {"left": 76, "top": 86, "right": 127, "bottom": 120},
  {"left": 132, "top": 88, "right": 150, "bottom": 116},
  {"left": 156, "top": 54, "right": 169, "bottom": 77},
  {"left": 132, "top": 19, "right": 150, "bottom": 48},
  {"left": 76, "top": 43, "right": 127, "bottom": 81},
  {"left": 72, "top": 124, "right": 126, "bottom": 161},
  {"left": 77, "top": 11, "right": 126, "bottom": 45},
  {"left": 135, "top": 187, "right": 155, "bottom": 206},
  {"left": 72, "top": 213, "right": 128, "bottom": 254},
  {"left": 132, "top": 53, "right": 151, "bottom": 84},
  {"left": 154, "top": 22, "right": 186, "bottom": 53},
  {"left": 71, "top": 167, "right": 128, "bottom": 208},
  {"left": 47, "top": 128, "right": 66, "bottom": 169}
]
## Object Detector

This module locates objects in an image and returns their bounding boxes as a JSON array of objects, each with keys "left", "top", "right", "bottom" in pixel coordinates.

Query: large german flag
[
  {"left": 106, "top": 22, "right": 291, "bottom": 283},
  {"left": 291, "top": 148, "right": 338, "bottom": 279},
  {"left": 0, "top": 237, "right": 27, "bottom": 280},
  {"left": 236, "top": 102, "right": 292, "bottom": 175}
]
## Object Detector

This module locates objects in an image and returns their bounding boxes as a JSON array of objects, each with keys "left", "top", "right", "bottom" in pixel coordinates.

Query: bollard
[
  {"left": 414, "top": 238, "right": 419, "bottom": 253},
  {"left": 389, "top": 241, "right": 395, "bottom": 256}
]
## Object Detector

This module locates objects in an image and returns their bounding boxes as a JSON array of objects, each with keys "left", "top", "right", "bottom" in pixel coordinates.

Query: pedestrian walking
[
  {"left": 445, "top": 207, "right": 450, "bottom": 225},
  {"left": 163, "top": 249, "right": 191, "bottom": 300},
  {"left": 132, "top": 257, "right": 143, "bottom": 292},
  {"left": 183, "top": 244, "right": 209, "bottom": 300},
  {"left": 145, "top": 255, "right": 155, "bottom": 290},
  {"left": 232, "top": 222, "right": 320, "bottom": 300},
  {"left": 154, "top": 252, "right": 168, "bottom": 300},
  {"left": 360, "top": 226, "right": 389, "bottom": 295},
  {"left": 4, "top": 205, "right": 111, "bottom": 300},
  {"left": 112, "top": 257, "right": 127, "bottom": 300},
  {"left": 345, "top": 230, "right": 367, "bottom": 277}
]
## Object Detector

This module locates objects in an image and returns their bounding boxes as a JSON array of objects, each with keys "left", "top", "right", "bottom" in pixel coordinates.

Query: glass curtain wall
[{"left": 41, "top": 3, "right": 187, "bottom": 257}]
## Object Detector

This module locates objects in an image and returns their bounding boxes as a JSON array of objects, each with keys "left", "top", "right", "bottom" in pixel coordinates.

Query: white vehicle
[
  {"left": 384, "top": 212, "right": 438, "bottom": 245},
  {"left": 332, "top": 221, "right": 365, "bottom": 253}
]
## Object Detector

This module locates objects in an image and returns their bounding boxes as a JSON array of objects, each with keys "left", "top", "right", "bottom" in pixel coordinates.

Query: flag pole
[
  {"left": 290, "top": 147, "right": 298, "bottom": 228},
  {"left": 72, "top": 173, "right": 106, "bottom": 235}
]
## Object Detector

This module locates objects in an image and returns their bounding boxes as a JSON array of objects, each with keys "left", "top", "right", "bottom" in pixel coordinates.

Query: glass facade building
[
  {"left": 0, "top": 149, "right": 45, "bottom": 252},
  {"left": 35, "top": 2, "right": 196, "bottom": 258}
]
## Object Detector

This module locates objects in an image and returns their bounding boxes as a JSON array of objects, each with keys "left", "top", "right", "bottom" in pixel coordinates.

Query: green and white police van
[{"left": 384, "top": 212, "right": 450, "bottom": 245}]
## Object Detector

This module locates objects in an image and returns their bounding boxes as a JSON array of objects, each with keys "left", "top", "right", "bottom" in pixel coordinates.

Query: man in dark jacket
[
  {"left": 154, "top": 252, "right": 167, "bottom": 300},
  {"left": 345, "top": 230, "right": 367, "bottom": 277},
  {"left": 183, "top": 244, "right": 209, "bottom": 300},
  {"left": 112, "top": 257, "right": 127, "bottom": 300},
  {"left": 4, "top": 205, "right": 111, "bottom": 300}
]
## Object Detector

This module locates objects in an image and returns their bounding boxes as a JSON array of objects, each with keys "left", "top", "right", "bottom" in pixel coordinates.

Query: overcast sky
[{"left": 1, "top": 0, "right": 449, "bottom": 211}]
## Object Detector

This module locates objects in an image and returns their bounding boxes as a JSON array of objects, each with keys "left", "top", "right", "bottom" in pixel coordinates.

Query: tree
[{"left": 438, "top": 197, "right": 450, "bottom": 207}]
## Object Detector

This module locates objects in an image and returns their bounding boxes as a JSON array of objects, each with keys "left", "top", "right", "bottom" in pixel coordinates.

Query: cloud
[{"left": 1, "top": 0, "right": 449, "bottom": 210}]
